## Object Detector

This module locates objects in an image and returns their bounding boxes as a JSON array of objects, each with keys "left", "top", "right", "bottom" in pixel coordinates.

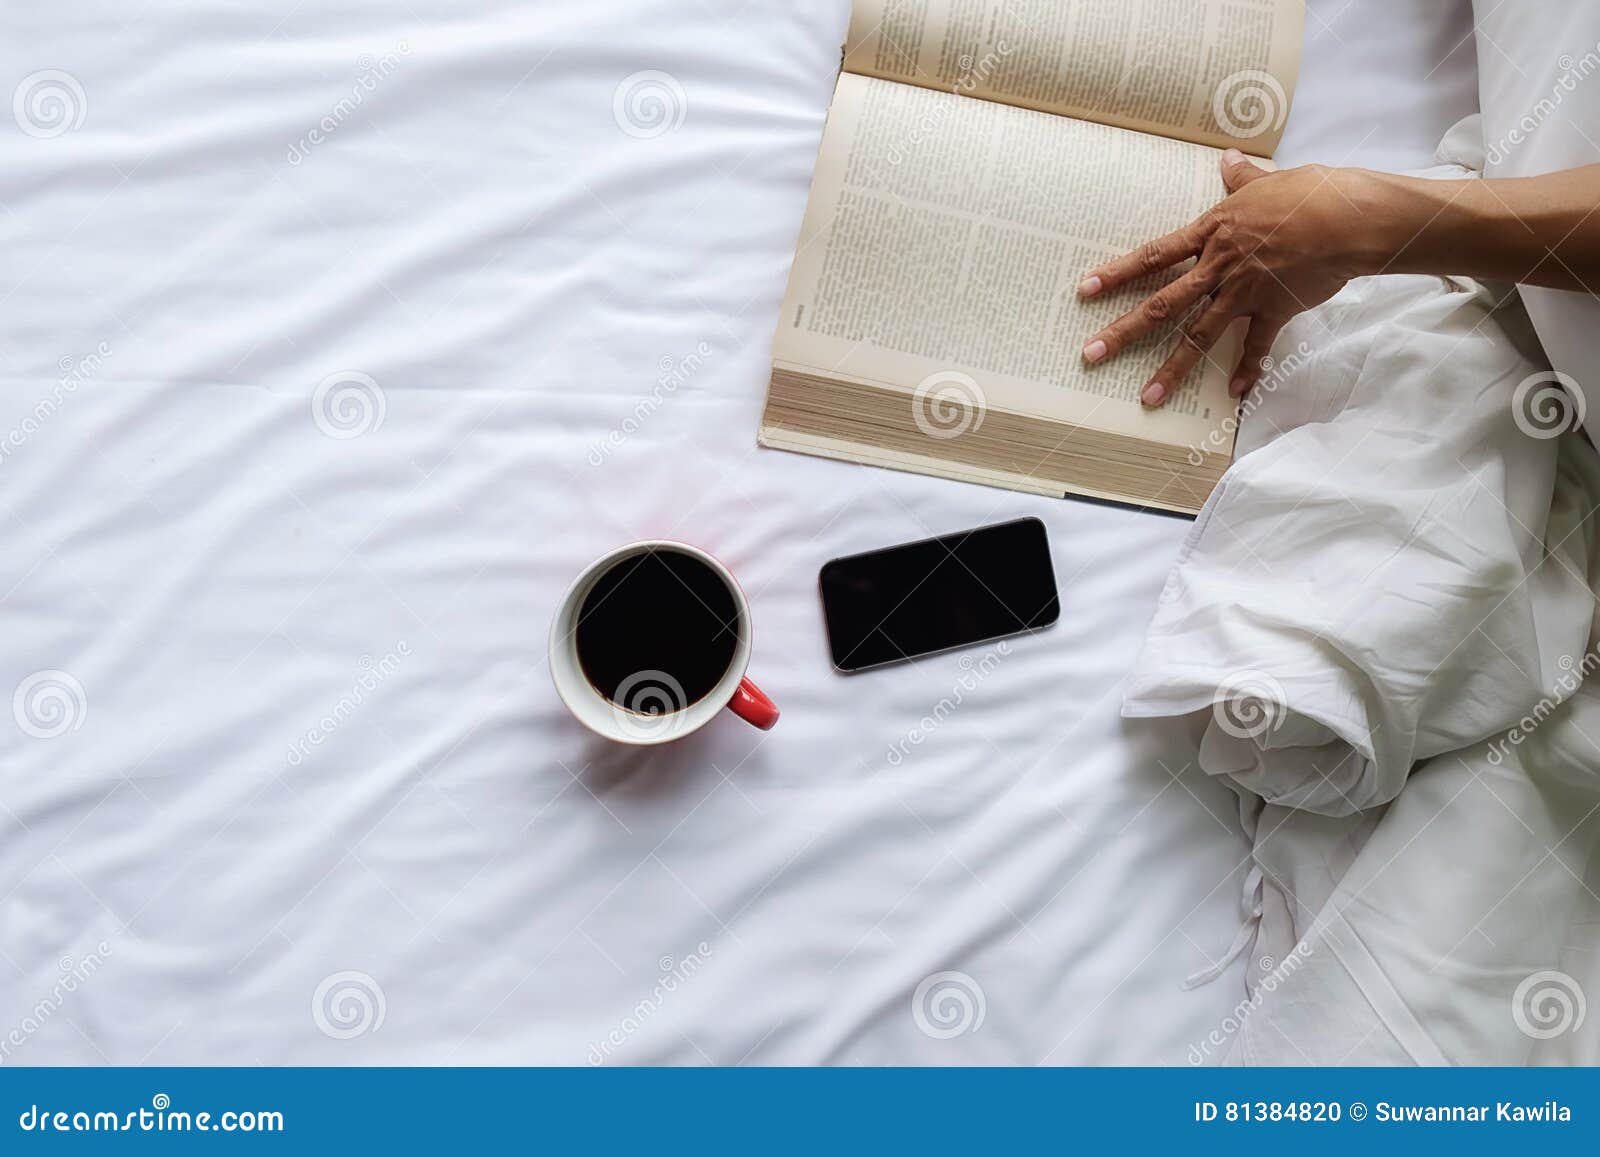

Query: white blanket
[{"left": 1124, "top": 120, "right": 1600, "bottom": 1063}]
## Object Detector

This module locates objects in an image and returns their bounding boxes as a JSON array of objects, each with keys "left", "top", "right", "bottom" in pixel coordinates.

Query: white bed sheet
[{"left": 0, "top": 0, "right": 1474, "bottom": 1065}]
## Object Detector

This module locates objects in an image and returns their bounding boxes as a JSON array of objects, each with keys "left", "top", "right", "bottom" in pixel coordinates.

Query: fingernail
[
  {"left": 1082, "top": 339, "right": 1107, "bottom": 363},
  {"left": 1141, "top": 381, "right": 1166, "bottom": 406},
  {"left": 1077, "top": 275, "right": 1102, "bottom": 298},
  {"left": 1229, "top": 376, "right": 1249, "bottom": 397},
  {"left": 1223, "top": 148, "right": 1244, "bottom": 164}
]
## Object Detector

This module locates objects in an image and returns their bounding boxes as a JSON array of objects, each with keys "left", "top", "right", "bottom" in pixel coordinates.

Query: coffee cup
[{"left": 550, "top": 541, "right": 778, "bottom": 744}]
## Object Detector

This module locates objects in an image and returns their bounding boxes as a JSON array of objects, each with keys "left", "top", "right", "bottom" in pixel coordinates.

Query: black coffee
[{"left": 576, "top": 549, "right": 740, "bottom": 714}]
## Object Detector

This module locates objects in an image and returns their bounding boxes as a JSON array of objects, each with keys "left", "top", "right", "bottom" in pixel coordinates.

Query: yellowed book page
[
  {"left": 845, "top": 0, "right": 1303, "bottom": 156},
  {"left": 758, "top": 426, "right": 1068, "bottom": 498},
  {"left": 773, "top": 72, "right": 1239, "bottom": 452}
]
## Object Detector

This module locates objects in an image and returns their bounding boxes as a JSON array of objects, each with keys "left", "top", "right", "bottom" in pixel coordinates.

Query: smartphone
[{"left": 819, "top": 517, "right": 1059, "bottom": 672}]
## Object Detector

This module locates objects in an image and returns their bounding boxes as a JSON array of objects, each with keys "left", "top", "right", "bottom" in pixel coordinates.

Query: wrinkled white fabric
[
  {"left": 1473, "top": 0, "right": 1600, "bottom": 438},
  {"left": 1128, "top": 259, "right": 1595, "bottom": 815},
  {"left": 1124, "top": 117, "right": 1600, "bottom": 1063}
]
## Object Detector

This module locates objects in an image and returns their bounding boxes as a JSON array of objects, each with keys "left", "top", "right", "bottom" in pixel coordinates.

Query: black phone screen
[{"left": 819, "top": 517, "right": 1059, "bottom": 672}]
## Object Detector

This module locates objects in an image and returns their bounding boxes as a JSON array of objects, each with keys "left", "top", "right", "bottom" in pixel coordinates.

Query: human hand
[{"left": 1078, "top": 150, "right": 1377, "bottom": 407}]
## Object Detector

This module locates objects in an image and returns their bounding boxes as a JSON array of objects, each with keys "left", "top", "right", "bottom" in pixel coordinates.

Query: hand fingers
[
  {"left": 1220, "top": 148, "right": 1268, "bottom": 193},
  {"left": 1081, "top": 266, "right": 1219, "bottom": 364},
  {"left": 1229, "top": 319, "right": 1284, "bottom": 397},
  {"left": 1080, "top": 150, "right": 1264, "bottom": 300},
  {"left": 1077, "top": 220, "right": 1209, "bottom": 299},
  {"left": 1141, "top": 301, "right": 1238, "bottom": 407}
]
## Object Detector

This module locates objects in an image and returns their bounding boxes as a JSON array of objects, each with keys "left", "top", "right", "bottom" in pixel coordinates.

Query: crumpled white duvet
[{"left": 1123, "top": 118, "right": 1600, "bottom": 1063}]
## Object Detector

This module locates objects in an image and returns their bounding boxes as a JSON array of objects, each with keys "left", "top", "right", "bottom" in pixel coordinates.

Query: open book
[{"left": 759, "top": 0, "right": 1304, "bottom": 515}]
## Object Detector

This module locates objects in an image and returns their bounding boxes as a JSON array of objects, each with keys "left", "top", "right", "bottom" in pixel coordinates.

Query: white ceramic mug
[{"left": 550, "top": 540, "right": 779, "bottom": 745}]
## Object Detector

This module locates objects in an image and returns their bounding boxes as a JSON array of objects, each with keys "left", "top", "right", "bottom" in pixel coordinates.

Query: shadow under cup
[{"left": 551, "top": 543, "right": 754, "bottom": 744}]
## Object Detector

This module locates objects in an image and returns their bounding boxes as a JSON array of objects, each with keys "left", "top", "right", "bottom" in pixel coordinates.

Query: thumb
[{"left": 1221, "top": 148, "right": 1267, "bottom": 192}]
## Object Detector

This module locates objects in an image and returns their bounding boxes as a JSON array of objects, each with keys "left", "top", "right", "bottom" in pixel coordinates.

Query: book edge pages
[
  {"left": 757, "top": 423, "right": 1067, "bottom": 499},
  {"left": 756, "top": 413, "right": 1225, "bottom": 517},
  {"left": 760, "top": 362, "right": 1232, "bottom": 511}
]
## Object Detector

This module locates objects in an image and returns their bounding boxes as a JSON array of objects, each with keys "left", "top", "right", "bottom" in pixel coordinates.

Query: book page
[
  {"left": 772, "top": 72, "right": 1240, "bottom": 451},
  {"left": 845, "top": 0, "right": 1303, "bottom": 156}
]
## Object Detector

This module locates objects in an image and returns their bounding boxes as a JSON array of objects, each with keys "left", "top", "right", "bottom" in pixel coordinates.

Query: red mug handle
[{"left": 728, "top": 676, "right": 779, "bottom": 730}]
